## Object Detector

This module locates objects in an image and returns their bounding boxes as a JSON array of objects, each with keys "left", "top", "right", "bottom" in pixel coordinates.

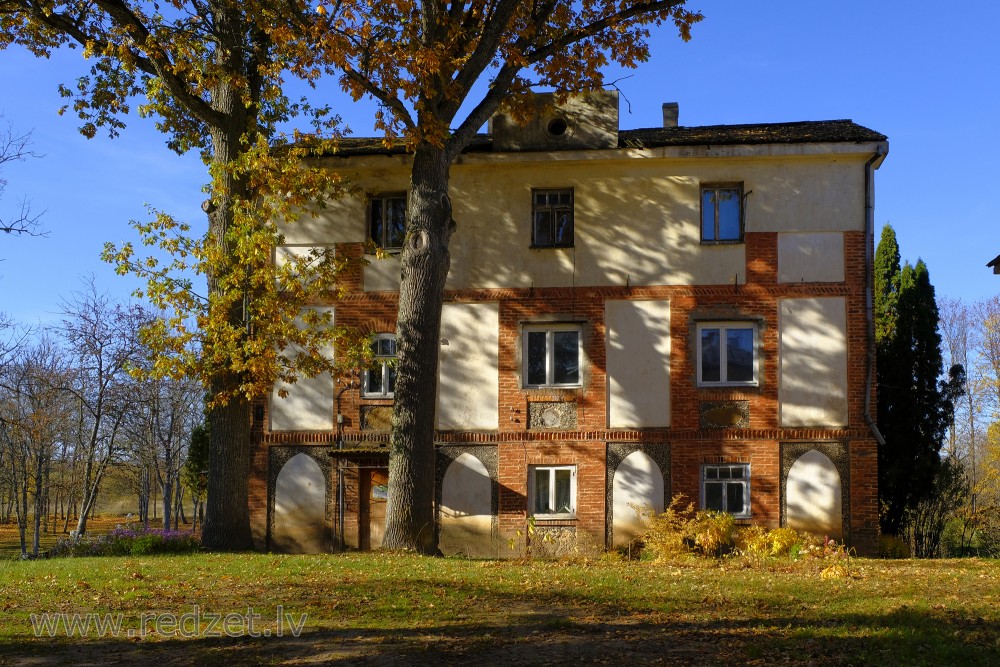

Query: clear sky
[{"left": 0, "top": 0, "right": 997, "bottom": 325}]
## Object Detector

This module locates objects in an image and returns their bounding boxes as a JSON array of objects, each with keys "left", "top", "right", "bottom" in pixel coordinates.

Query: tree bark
[
  {"left": 198, "top": 130, "right": 256, "bottom": 550},
  {"left": 382, "top": 147, "right": 455, "bottom": 553},
  {"left": 201, "top": 392, "right": 253, "bottom": 549},
  {"left": 197, "top": 1, "right": 261, "bottom": 550}
]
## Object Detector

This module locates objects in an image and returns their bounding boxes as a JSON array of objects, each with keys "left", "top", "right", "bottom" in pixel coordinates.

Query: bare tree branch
[{"left": 0, "top": 118, "right": 46, "bottom": 238}]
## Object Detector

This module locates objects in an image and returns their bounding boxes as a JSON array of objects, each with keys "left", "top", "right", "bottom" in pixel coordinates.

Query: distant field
[{"left": 1, "top": 552, "right": 998, "bottom": 665}]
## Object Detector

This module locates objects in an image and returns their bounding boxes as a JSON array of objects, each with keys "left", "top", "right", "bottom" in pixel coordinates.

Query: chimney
[{"left": 662, "top": 102, "right": 679, "bottom": 128}]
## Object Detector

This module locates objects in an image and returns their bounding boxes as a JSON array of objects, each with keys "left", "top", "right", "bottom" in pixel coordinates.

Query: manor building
[{"left": 249, "top": 93, "right": 887, "bottom": 556}]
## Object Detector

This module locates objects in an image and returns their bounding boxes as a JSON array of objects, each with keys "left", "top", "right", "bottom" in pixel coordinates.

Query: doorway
[{"left": 359, "top": 468, "right": 389, "bottom": 550}]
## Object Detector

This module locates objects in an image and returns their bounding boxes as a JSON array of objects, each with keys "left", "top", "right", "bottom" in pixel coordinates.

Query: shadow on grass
[{"left": 4, "top": 605, "right": 998, "bottom": 666}]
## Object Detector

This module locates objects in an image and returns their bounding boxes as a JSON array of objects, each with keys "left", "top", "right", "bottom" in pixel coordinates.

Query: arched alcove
[
  {"left": 273, "top": 453, "right": 330, "bottom": 553},
  {"left": 612, "top": 451, "right": 664, "bottom": 546},
  {"left": 786, "top": 449, "right": 843, "bottom": 539},
  {"left": 440, "top": 452, "right": 493, "bottom": 557}
]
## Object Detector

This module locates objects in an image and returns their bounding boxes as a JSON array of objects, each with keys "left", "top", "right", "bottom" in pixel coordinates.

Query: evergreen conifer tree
[{"left": 875, "top": 225, "right": 964, "bottom": 535}]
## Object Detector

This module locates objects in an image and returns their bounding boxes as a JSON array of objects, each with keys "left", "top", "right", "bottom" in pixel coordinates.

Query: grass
[{"left": 0, "top": 552, "right": 998, "bottom": 665}]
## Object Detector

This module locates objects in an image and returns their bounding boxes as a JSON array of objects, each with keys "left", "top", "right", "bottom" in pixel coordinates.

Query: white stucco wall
[
  {"left": 439, "top": 452, "right": 494, "bottom": 557},
  {"left": 270, "top": 307, "right": 336, "bottom": 431},
  {"left": 278, "top": 145, "right": 873, "bottom": 290},
  {"left": 778, "top": 233, "right": 845, "bottom": 283},
  {"left": 606, "top": 299, "right": 671, "bottom": 428},
  {"left": 786, "top": 449, "right": 843, "bottom": 539},
  {"left": 437, "top": 303, "right": 500, "bottom": 430},
  {"left": 612, "top": 451, "right": 664, "bottom": 546},
  {"left": 779, "top": 298, "right": 848, "bottom": 427},
  {"left": 364, "top": 255, "right": 402, "bottom": 291}
]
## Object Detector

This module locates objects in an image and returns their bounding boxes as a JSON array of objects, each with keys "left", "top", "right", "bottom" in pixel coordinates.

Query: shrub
[
  {"left": 49, "top": 526, "right": 200, "bottom": 558},
  {"left": 878, "top": 534, "right": 910, "bottom": 559},
  {"left": 636, "top": 497, "right": 739, "bottom": 560},
  {"left": 735, "top": 525, "right": 771, "bottom": 564},
  {"left": 633, "top": 496, "right": 695, "bottom": 561},
  {"left": 767, "top": 527, "right": 801, "bottom": 557},
  {"left": 636, "top": 497, "right": 854, "bottom": 574},
  {"left": 689, "top": 511, "right": 735, "bottom": 556}
]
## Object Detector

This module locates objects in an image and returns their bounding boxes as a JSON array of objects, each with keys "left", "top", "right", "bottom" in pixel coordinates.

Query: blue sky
[{"left": 1, "top": 0, "right": 998, "bottom": 325}]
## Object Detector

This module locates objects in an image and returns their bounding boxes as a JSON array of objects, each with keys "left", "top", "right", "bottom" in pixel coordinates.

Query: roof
[
  {"left": 620, "top": 119, "right": 887, "bottom": 148},
  {"left": 319, "top": 119, "right": 887, "bottom": 158},
  {"left": 989, "top": 255, "right": 1000, "bottom": 274}
]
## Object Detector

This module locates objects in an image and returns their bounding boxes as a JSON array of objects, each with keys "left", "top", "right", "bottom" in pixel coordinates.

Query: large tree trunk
[
  {"left": 201, "top": 386, "right": 253, "bottom": 549},
  {"left": 196, "top": 3, "right": 262, "bottom": 552},
  {"left": 382, "top": 147, "right": 455, "bottom": 554},
  {"left": 75, "top": 456, "right": 97, "bottom": 536},
  {"left": 198, "top": 121, "right": 255, "bottom": 551}
]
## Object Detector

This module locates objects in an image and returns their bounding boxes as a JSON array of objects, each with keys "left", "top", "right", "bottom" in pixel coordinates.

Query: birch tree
[
  {"left": 56, "top": 281, "right": 146, "bottom": 536},
  {"left": 0, "top": 338, "right": 73, "bottom": 556}
]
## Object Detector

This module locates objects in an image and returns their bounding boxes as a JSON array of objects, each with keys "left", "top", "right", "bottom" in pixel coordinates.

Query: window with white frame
[
  {"left": 523, "top": 324, "right": 582, "bottom": 388},
  {"left": 700, "top": 183, "right": 743, "bottom": 243},
  {"left": 696, "top": 321, "right": 758, "bottom": 386},
  {"left": 363, "top": 333, "right": 397, "bottom": 398},
  {"left": 702, "top": 463, "right": 750, "bottom": 518},
  {"left": 532, "top": 189, "right": 574, "bottom": 248},
  {"left": 530, "top": 465, "right": 576, "bottom": 517},
  {"left": 369, "top": 194, "right": 407, "bottom": 251}
]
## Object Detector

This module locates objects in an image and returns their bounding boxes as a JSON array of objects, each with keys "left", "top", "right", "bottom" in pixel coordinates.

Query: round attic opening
[{"left": 546, "top": 117, "right": 569, "bottom": 137}]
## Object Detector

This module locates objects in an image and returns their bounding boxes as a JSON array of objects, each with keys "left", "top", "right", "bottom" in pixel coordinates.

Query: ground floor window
[
  {"left": 530, "top": 465, "right": 576, "bottom": 518},
  {"left": 702, "top": 463, "right": 750, "bottom": 518}
]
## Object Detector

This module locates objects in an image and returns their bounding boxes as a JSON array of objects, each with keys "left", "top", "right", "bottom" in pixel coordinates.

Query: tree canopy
[
  {"left": 2, "top": 0, "right": 704, "bottom": 552},
  {"left": 274, "top": 0, "right": 703, "bottom": 551},
  {"left": 1, "top": 0, "right": 359, "bottom": 549}
]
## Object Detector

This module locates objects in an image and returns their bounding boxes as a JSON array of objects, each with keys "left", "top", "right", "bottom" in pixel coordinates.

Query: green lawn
[{"left": 1, "top": 552, "right": 998, "bottom": 665}]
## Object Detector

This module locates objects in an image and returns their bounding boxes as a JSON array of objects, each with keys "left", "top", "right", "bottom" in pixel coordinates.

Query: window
[
  {"left": 523, "top": 324, "right": 582, "bottom": 388},
  {"left": 696, "top": 322, "right": 757, "bottom": 386},
  {"left": 369, "top": 194, "right": 407, "bottom": 251},
  {"left": 701, "top": 184, "right": 743, "bottom": 243},
  {"left": 363, "top": 334, "right": 397, "bottom": 398},
  {"left": 702, "top": 463, "right": 750, "bottom": 518},
  {"left": 530, "top": 465, "right": 576, "bottom": 517},
  {"left": 532, "top": 189, "right": 574, "bottom": 248}
]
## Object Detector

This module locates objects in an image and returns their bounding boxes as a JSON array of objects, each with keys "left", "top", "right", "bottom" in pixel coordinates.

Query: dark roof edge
[{"left": 315, "top": 119, "right": 887, "bottom": 158}]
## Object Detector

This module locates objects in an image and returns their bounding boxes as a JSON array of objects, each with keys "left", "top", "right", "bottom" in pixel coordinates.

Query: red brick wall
[
  {"left": 251, "top": 230, "right": 882, "bottom": 556},
  {"left": 497, "top": 441, "right": 606, "bottom": 552}
]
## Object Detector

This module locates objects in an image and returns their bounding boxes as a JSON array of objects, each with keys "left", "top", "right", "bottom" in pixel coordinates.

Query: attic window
[
  {"left": 546, "top": 117, "right": 569, "bottom": 137},
  {"left": 701, "top": 184, "right": 744, "bottom": 244}
]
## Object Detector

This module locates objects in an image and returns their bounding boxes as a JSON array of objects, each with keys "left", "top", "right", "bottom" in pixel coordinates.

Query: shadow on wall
[
  {"left": 786, "top": 449, "right": 843, "bottom": 540},
  {"left": 611, "top": 451, "right": 664, "bottom": 546},
  {"left": 779, "top": 298, "right": 848, "bottom": 427},
  {"left": 273, "top": 453, "right": 334, "bottom": 553},
  {"left": 440, "top": 452, "right": 494, "bottom": 558},
  {"left": 444, "top": 162, "right": 714, "bottom": 290}
]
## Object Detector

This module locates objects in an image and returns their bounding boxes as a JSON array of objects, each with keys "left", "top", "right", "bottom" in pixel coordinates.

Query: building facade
[{"left": 249, "top": 93, "right": 888, "bottom": 557}]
